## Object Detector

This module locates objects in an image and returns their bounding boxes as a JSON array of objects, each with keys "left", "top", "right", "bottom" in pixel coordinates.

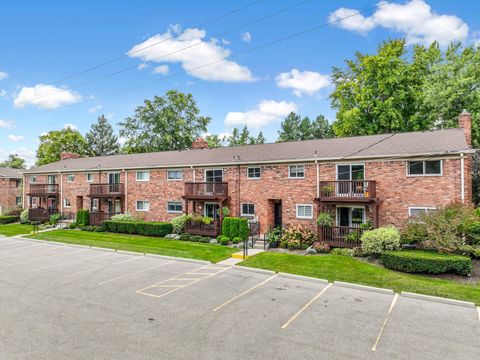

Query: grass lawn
[
  {"left": 240, "top": 252, "right": 480, "bottom": 305},
  {"left": 0, "top": 223, "right": 35, "bottom": 236},
  {"left": 28, "top": 230, "right": 237, "bottom": 263}
]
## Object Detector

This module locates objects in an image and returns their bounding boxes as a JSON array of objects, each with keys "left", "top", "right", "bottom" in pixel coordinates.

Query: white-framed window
[
  {"left": 241, "top": 203, "right": 255, "bottom": 216},
  {"left": 167, "top": 170, "right": 183, "bottom": 181},
  {"left": 15, "top": 180, "right": 22, "bottom": 188},
  {"left": 167, "top": 201, "right": 183, "bottom": 213},
  {"left": 15, "top": 196, "right": 22, "bottom": 206},
  {"left": 336, "top": 164, "right": 365, "bottom": 180},
  {"left": 136, "top": 200, "right": 150, "bottom": 211},
  {"left": 136, "top": 171, "right": 150, "bottom": 182},
  {"left": 407, "top": 160, "right": 442, "bottom": 176},
  {"left": 67, "top": 174, "right": 75, "bottom": 182},
  {"left": 289, "top": 165, "right": 305, "bottom": 179},
  {"left": 91, "top": 198, "right": 99, "bottom": 212},
  {"left": 86, "top": 173, "right": 94, "bottom": 182},
  {"left": 247, "top": 167, "right": 261, "bottom": 179},
  {"left": 29, "top": 176, "right": 37, "bottom": 183},
  {"left": 296, "top": 204, "right": 313, "bottom": 219},
  {"left": 408, "top": 207, "right": 436, "bottom": 219},
  {"left": 205, "top": 169, "right": 223, "bottom": 182},
  {"left": 64, "top": 198, "right": 71, "bottom": 208},
  {"left": 31, "top": 197, "right": 37, "bottom": 207}
]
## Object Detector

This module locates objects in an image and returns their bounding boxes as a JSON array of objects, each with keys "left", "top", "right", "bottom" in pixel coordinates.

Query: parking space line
[
  {"left": 65, "top": 256, "right": 143, "bottom": 277},
  {"left": 6, "top": 249, "right": 88, "bottom": 266},
  {"left": 371, "top": 293, "right": 399, "bottom": 352},
  {"left": 477, "top": 307, "right": 480, "bottom": 322},
  {"left": 212, "top": 274, "right": 278, "bottom": 312},
  {"left": 33, "top": 252, "right": 114, "bottom": 271},
  {"left": 98, "top": 260, "right": 175, "bottom": 285},
  {"left": 137, "top": 265, "right": 232, "bottom": 299},
  {"left": 281, "top": 283, "right": 332, "bottom": 329}
]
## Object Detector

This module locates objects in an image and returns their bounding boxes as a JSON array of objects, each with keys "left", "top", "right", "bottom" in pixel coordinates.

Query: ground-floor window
[
  {"left": 337, "top": 206, "right": 365, "bottom": 227},
  {"left": 204, "top": 203, "right": 220, "bottom": 219},
  {"left": 64, "top": 198, "right": 71, "bottom": 208},
  {"left": 241, "top": 203, "right": 255, "bottom": 216},
  {"left": 15, "top": 196, "right": 22, "bottom": 206},
  {"left": 408, "top": 207, "right": 436, "bottom": 219},
  {"left": 296, "top": 204, "right": 313, "bottom": 219},
  {"left": 167, "top": 201, "right": 183, "bottom": 213},
  {"left": 136, "top": 201, "right": 149, "bottom": 211}
]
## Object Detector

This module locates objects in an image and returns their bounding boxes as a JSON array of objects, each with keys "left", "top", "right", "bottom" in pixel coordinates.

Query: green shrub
[
  {"left": 103, "top": 221, "right": 172, "bottom": 237},
  {"left": 317, "top": 212, "right": 333, "bottom": 227},
  {"left": 189, "top": 235, "right": 203, "bottom": 242},
  {"left": 20, "top": 209, "right": 29, "bottom": 224},
  {"left": 0, "top": 215, "right": 19, "bottom": 224},
  {"left": 222, "top": 218, "right": 231, "bottom": 237},
  {"left": 280, "top": 225, "right": 317, "bottom": 250},
  {"left": 361, "top": 227, "right": 401, "bottom": 256},
  {"left": 179, "top": 233, "right": 192, "bottom": 241},
  {"left": 222, "top": 217, "right": 248, "bottom": 239},
  {"left": 230, "top": 218, "right": 239, "bottom": 239},
  {"left": 331, "top": 248, "right": 355, "bottom": 256},
  {"left": 200, "top": 237, "right": 212, "bottom": 243},
  {"left": 381, "top": 250, "right": 472, "bottom": 276},
  {"left": 455, "top": 245, "right": 480, "bottom": 259},
  {"left": 238, "top": 218, "right": 249, "bottom": 240},
  {"left": 219, "top": 236, "right": 230, "bottom": 245},
  {"left": 232, "top": 236, "right": 242, "bottom": 244},
  {"left": 94, "top": 226, "right": 106, "bottom": 232},
  {"left": 49, "top": 213, "right": 61, "bottom": 226},
  {"left": 68, "top": 222, "right": 78, "bottom": 229},
  {"left": 110, "top": 212, "right": 136, "bottom": 221},
  {"left": 171, "top": 214, "right": 190, "bottom": 234},
  {"left": 313, "top": 242, "right": 330, "bottom": 253},
  {"left": 400, "top": 222, "right": 428, "bottom": 245},
  {"left": 79, "top": 225, "right": 98, "bottom": 232},
  {"left": 76, "top": 209, "right": 89, "bottom": 226}
]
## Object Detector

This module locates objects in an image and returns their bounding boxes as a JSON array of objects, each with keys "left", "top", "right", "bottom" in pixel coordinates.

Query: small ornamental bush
[
  {"left": 179, "top": 233, "right": 192, "bottom": 241},
  {"left": 360, "top": 227, "right": 401, "bottom": 256},
  {"left": 103, "top": 220, "right": 172, "bottom": 237},
  {"left": 20, "top": 209, "right": 29, "bottom": 224},
  {"left": 189, "top": 235, "right": 203, "bottom": 242},
  {"left": 68, "top": 222, "right": 78, "bottom": 229},
  {"left": 0, "top": 215, "right": 19, "bottom": 224},
  {"left": 199, "top": 237, "right": 212, "bottom": 243},
  {"left": 280, "top": 225, "right": 317, "bottom": 250},
  {"left": 49, "top": 213, "right": 61, "bottom": 226},
  {"left": 331, "top": 248, "right": 355, "bottom": 256},
  {"left": 110, "top": 212, "right": 136, "bottom": 222},
  {"left": 381, "top": 250, "right": 472, "bottom": 276},
  {"left": 313, "top": 242, "right": 330, "bottom": 253},
  {"left": 76, "top": 209, "right": 89, "bottom": 226},
  {"left": 222, "top": 217, "right": 249, "bottom": 240},
  {"left": 232, "top": 236, "right": 242, "bottom": 244},
  {"left": 238, "top": 218, "right": 249, "bottom": 240},
  {"left": 400, "top": 222, "right": 428, "bottom": 245},
  {"left": 219, "top": 236, "right": 230, "bottom": 245},
  {"left": 317, "top": 212, "right": 333, "bottom": 227},
  {"left": 171, "top": 214, "right": 190, "bottom": 234}
]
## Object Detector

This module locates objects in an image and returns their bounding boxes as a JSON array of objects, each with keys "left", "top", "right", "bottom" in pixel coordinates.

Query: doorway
[
  {"left": 274, "top": 201, "right": 282, "bottom": 228},
  {"left": 204, "top": 203, "right": 220, "bottom": 219},
  {"left": 76, "top": 196, "right": 84, "bottom": 210}
]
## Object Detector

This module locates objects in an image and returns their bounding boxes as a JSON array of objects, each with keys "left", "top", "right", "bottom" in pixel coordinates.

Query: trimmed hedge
[
  {"left": 0, "top": 215, "right": 19, "bottom": 224},
  {"left": 76, "top": 209, "right": 90, "bottom": 226},
  {"left": 222, "top": 217, "right": 249, "bottom": 240},
  {"left": 381, "top": 250, "right": 472, "bottom": 276},
  {"left": 103, "top": 220, "right": 172, "bottom": 237}
]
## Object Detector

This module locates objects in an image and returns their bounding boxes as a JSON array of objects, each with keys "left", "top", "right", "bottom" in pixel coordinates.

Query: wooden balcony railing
[
  {"left": 184, "top": 182, "right": 228, "bottom": 199},
  {"left": 89, "top": 183, "right": 124, "bottom": 197},
  {"left": 27, "top": 184, "right": 59, "bottom": 196},
  {"left": 89, "top": 212, "right": 114, "bottom": 225},
  {"left": 319, "top": 225, "right": 365, "bottom": 248},
  {"left": 28, "top": 208, "right": 57, "bottom": 222},
  {"left": 318, "top": 180, "right": 376, "bottom": 202},
  {"left": 185, "top": 219, "right": 221, "bottom": 237}
]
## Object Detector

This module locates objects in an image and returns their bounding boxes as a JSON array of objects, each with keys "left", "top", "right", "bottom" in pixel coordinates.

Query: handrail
[
  {"left": 318, "top": 180, "right": 376, "bottom": 200},
  {"left": 184, "top": 182, "right": 228, "bottom": 197}
]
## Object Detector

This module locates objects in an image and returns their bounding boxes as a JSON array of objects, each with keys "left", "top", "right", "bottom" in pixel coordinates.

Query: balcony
[
  {"left": 318, "top": 180, "right": 376, "bottom": 202},
  {"left": 28, "top": 208, "right": 57, "bottom": 222},
  {"left": 184, "top": 182, "right": 228, "bottom": 200},
  {"left": 185, "top": 219, "right": 221, "bottom": 237},
  {"left": 89, "top": 183, "right": 124, "bottom": 198},
  {"left": 27, "top": 184, "right": 59, "bottom": 196},
  {"left": 319, "top": 226, "right": 365, "bottom": 248},
  {"left": 89, "top": 212, "right": 114, "bottom": 225}
]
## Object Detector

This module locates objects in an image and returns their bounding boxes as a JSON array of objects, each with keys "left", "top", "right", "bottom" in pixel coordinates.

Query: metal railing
[
  {"left": 184, "top": 182, "right": 228, "bottom": 198},
  {"left": 185, "top": 219, "right": 221, "bottom": 236},
  {"left": 319, "top": 225, "right": 365, "bottom": 248},
  {"left": 89, "top": 212, "right": 114, "bottom": 225},
  {"left": 27, "top": 184, "right": 59, "bottom": 196},
  {"left": 318, "top": 180, "right": 376, "bottom": 201},
  {"left": 89, "top": 183, "right": 124, "bottom": 197}
]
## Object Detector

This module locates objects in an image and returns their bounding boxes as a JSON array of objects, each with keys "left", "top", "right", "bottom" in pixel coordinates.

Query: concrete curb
[
  {"left": 278, "top": 272, "right": 328, "bottom": 284},
  {"left": 175, "top": 257, "right": 211, "bottom": 265},
  {"left": 144, "top": 254, "right": 177, "bottom": 261},
  {"left": 88, "top": 246, "right": 116, "bottom": 253},
  {"left": 233, "top": 265, "right": 276, "bottom": 276},
  {"left": 401, "top": 292, "right": 476, "bottom": 308},
  {"left": 116, "top": 250, "right": 145, "bottom": 257},
  {"left": 334, "top": 281, "right": 394, "bottom": 295}
]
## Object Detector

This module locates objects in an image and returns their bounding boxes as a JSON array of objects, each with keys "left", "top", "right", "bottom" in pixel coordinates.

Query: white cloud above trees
[
  {"left": 275, "top": 69, "right": 330, "bottom": 97},
  {"left": 14, "top": 84, "right": 81, "bottom": 109},
  {"left": 225, "top": 100, "right": 297, "bottom": 129}
]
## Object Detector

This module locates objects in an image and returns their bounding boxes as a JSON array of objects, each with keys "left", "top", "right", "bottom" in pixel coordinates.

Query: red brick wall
[{"left": 0, "top": 178, "right": 22, "bottom": 212}]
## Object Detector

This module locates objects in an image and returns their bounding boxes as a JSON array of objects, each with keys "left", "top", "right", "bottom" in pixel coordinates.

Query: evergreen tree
[
  {"left": 277, "top": 112, "right": 333, "bottom": 142},
  {"left": 0, "top": 154, "right": 26, "bottom": 169},
  {"left": 85, "top": 115, "right": 120, "bottom": 156}
]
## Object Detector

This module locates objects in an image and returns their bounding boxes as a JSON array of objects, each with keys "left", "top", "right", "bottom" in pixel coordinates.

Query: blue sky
[{"left": 1, "top": 0, "right": 479, "bottom": 165}]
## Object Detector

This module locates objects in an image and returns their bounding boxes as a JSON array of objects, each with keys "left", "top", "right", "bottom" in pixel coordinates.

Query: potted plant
[
  {"left": 266, "top": 227, "right": 282, "bottom": 248},
  {"left": 320, "top": 184, "right": 334, "bottom": 197}
]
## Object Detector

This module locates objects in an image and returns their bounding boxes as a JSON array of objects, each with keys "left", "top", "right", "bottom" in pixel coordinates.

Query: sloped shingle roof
[
  {"left": 0, "top": 167, "right": 23, "bottom": 178},
  {"left": 25, "top": 128, "right": 472, "bottom": 174}
]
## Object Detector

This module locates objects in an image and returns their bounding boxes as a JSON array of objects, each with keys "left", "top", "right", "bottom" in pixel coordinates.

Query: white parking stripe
[
  {"left": 99, "top": 260, "right": 175, "bottom": 285},
  {"left": 6, "top": 249, "right": 88, "bottom": 266},
  {"left": 477, "top": 307, "right": 480, "bottom": 322},
  {"left": 371, "top": 293, "right": 399, "bottom": 352},
  {"left": 281, "top": 283, "right": 332, "bottom": 329},
  {"left": 65, "top": 256, "right": 143, "bottom": 277},
  {"left": 33, "top": 252, "right": 113, "bottom": 271},
  {"left": 212, "top": 274, "right": 278, "bottom": 312}
]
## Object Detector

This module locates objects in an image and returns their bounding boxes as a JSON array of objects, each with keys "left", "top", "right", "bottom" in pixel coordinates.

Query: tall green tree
[
  {"left": 205, "top": 134, "right": 224, "bottom": 148},
  {"left": 85, "top": 115, "right": 120, "bottom": 156},
  {"left": 119, "top": 90, "right": 211, "bottom": 153},
  {"left": 330, "top": 39, "right": 441, "bottom": 136},
  {"left": 227, "top": 126, "right": 265, "bottom": 146},
  {"left": 36, "top": 128, "right": 88, "bottom": 166},
  {"left": 0, "top": 154, "right": 26, "bottom": 169},
  {"left": 277, "top": 112, "right": 333, "bottom": 142}
]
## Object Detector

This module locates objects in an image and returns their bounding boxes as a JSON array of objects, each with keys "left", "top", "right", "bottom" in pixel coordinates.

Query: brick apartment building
[
  {"left": 22, "top": 111, "right": 475, "bottom": 245},
  {"left": 0, "top": 167, "right": 23, "bottom": 214}
]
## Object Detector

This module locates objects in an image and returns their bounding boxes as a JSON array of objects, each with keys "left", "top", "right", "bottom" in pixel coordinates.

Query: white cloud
[
  {"left": 137, "top": 63, "right": 148, "bottom": 70},
  {"left": 0, "top": 120, "right": 14, "bottom": 128},
  {"left": 64, "top": 123, "right": 77, "bottom": 130},
  {"left": 8, "top": 135, "right": 24, "bottom": 142},
  {"left": 225, "top": 100, "right": 297, "bottom": 129},
  {"left": 329, "top": 0, "right": 469, "bottom": 47},
  {"left": 221, "top": 38, "right": 231, "bottom": 45},
  {"left": 0, "top": 72, "right": 8, "bottom": 80},
  {"left": 0, "top": 148, "right": 35, "bottom": 167},
  {"left": 127, "top": 26, "right": 255, "bottom": 82},
  {"left": 275, "top": 69, "right": 330, "bottom": 97},
  {"left": 0, "top": 89, "right": 7, "bottom": 97},
  {"left": 14, "top": 84, "right": 81, "bottom": 109},
  {"left": 87, "top": 104, "right": 102, "bottom": 113},
  {"left": 152, "top": 65, "right": 169, "bottom": 75},
  {"left": 241, "top": 31, "right": 252, "bottom": 42}
]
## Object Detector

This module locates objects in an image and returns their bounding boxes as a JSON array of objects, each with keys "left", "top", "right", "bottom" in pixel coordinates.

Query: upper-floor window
[
  {"left": 205, "top": 169, "right": 223, "bottom": 182},
  {"left": 289, "top": 165, "right": 305, "bottom": 179},
  {"left": 167, "top": 201, "right": 183, "bottom": 213},
  {"left": 136, "top": 171, "right": 150, "bottom": 181},
  {"left": 86, "top": 173, "right": 94, "bottom": 182},
  {"left": 15, "top": 180, "right": 22, "bottom": 188},
  {"left": 296, "top": 204, "right": 313, "bottom": 219},
  {"left": 167, "top": 170, "right": 183, "bottom": 181},
  {"left": 247, "top": 167, "right": 261, "bottom": 179},
  {"left": 407, "top": 160, "right": 442, "bottom": 176},
  {"left": 28, "top": 176, "right": 36, "bottom": 183},
  {"left": 64, "top": 198, "right": 71, "bottom": 208},
  {"left": 67, "top": 174, "right": 75, "bottom": 182},
  {"left": 47, "top": 175, "right": 56, "bottom": 184},
  {"left": 15, "top": 196, "right": 22, "bottom": 206},
  {"left": 241, "top": 203, "right": 255, "bottom": 216},
  {"left": 337, "top": 164, "right": 365, "bottom": 180},
  {"left": 108, "top": 172, "right": 120, "bottom": 184},
  {"left": 136, "top": 200, "right": 150, "bottom": 212}
]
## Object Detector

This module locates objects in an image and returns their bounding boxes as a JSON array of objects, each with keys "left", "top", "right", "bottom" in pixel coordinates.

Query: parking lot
[{"left": 1, "top": 236, "right": 479, "bottom": 360}]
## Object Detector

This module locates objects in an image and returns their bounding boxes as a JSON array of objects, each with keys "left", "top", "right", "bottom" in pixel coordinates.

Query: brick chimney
[
  {"left": 191, "top": 137, "right": 209, "bottom": 150},
  {"left": 458, "top": 110, "right": 472, "bottom": 146},
  {"left": 60, "top": 152, "right": 81, "bottom": 161}
]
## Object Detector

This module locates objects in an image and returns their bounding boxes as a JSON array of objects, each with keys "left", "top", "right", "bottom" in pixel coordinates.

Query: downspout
[
  {"left": 22, "top": 175, "right": 26, "bottom": 210},
  {"left": 124, "top": 169, "right": 128, "bottom": 213},
  {"left": 59, "top": 171, "right": 63, "bottom": 215},
  {"left": 460, "top": 153, "right": 465, "bottom": 204},
  {"left": 315, "top": 160, "right": 320, "bottom": 198},
  {"left": 237, "top": 165, "right": 241, "bottom": 217}
]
